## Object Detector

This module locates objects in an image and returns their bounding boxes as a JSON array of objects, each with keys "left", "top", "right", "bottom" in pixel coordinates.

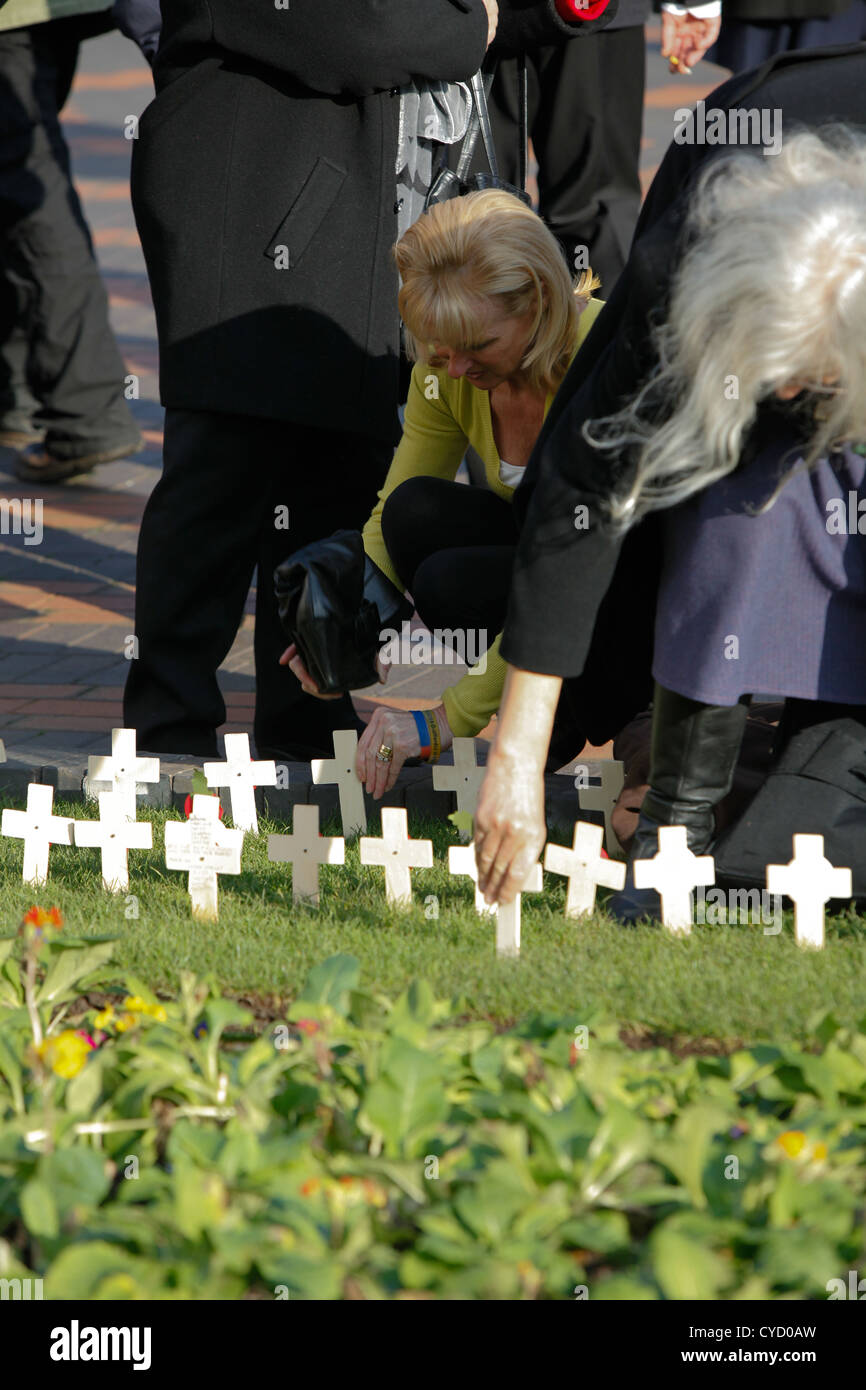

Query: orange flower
[
  {"left": 300, "top": 1177, "right": 321, "bottom": 1197},
  {"left": 295, "top": 1019, "right": 321, "bottom": 1036},
  {"left": 23, "top": 906, "right": 62, "bottom": 928}
]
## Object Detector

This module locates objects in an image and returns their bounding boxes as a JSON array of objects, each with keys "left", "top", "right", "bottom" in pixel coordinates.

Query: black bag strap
[{"left": 516, "top": 53, "right": 528, "bottom": 197}]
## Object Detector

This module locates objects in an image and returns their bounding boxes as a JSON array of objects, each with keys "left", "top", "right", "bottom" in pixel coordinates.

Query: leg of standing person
[
  {"left": 0, "top": 19, "right": 140, "bottom": 481},
  {"left": 123, "top": 409, "right": 391, "bottom": 760}
]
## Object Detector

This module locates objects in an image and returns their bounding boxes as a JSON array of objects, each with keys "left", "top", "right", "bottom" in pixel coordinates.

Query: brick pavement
[{"left": 0, "top": 24, "right": 727, "bottom": 779}]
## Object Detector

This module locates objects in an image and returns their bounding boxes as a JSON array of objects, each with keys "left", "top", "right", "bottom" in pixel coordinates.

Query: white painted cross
[
  {"left": 448, "top": 846, "right": 543, "bottom": 956},
  {"left": 433, "top": 738, "right": 486, "bottom": 840},
  {"left": 1, "top": 783, "right": 74, "bottom": 886},
  {"left": 767, "top": 833, "right": 852, "bottom": 949},
  {"left": 164, "top": 794, "right": 244, "bottom": 920},
  {"left": 577, "top": 760, "right": 625, "bottom": 858},
  {"left": 74, "top": 790, "right": 153, "bottom": 893},
  {"left": 0, "top": 739, "right": 5, "bottom": 762},
  {"left": 544, "top": 821, "right": 627, "bottom": 918},
  {"left": 632, "top": 825, "right": 715, "bottom": 934},
  {"left": 359, "top": 807, "right": 432, "bottom": 907},
  {"left": 268, "top": 804, "right": 345, "bottom": 907},
  {"left": 203, "top": 733, "right": 277, "bottom": 834},
  {"left": 311, "top": 729, "right": 367, "bottom": 834},
  {"left": 87, "top": 728, "right": 160, "bottom": 822}
]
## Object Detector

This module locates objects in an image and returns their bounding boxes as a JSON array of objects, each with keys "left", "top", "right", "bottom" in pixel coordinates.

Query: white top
[{"left": 498, "top": 458, "right": 525, "bottom": 490}]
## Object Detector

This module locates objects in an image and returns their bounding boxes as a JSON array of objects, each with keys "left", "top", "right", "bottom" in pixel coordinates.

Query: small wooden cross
[
  {"left": 87, "top": 728, "right": 160, "bottom": 822},
  {"left": 359, "top": 807, "right": 433, "bottom": 907},
  {"left": 268, "top": 804, "right": 345, "bottom": 907},
  {"left": 164, "top": 794, "right": 244, "bottom": 920},
  {"left": 203, "top": 733, "right": 277, "bottom": 834},
  {"left": 544, "top": 821, "right": 626, "bottom": 918},
  {"left": 1, "top": 783, "right": 74, "bottom": 886},
  {"left": 767, "top": 834, "right": 852, "bottom": 949},
  {"left": 632, "top": 825, "right": 715, "bottom": 933},
  {"left": 448, "top": 847, "right": 543, "bottom": 956},
  {"left": 311, "top": 729, "right": 367, "bottom": 834},
  {"left": 447, "top": 843, "right": 496, "bottom": 917},
  {"left": 74, "top": 790, "right": 153, "bottom": 893},
  {"left": 0, "top": 739, "right": 5, "bottom": 763},
  {"left": 577, "top": 760, "right": 625, "bottom": 858},
  {"left": 433, "top": 738, "right": 486, "bottom": 840}
]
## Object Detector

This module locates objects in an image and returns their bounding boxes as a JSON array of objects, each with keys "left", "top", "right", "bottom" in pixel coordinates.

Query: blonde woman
[
  {"left": 474, "top": 126, "right": 866, "bottom": 919},
  {"left": 282, "top": 188, "right": 602, "bottom": 796}
]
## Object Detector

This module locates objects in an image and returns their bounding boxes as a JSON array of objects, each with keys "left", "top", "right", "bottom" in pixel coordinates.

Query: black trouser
[
  {"left": 0, "top": 15, "right": 137, "bottom": 450},
  {"left": 123, "top": 408, "right": 393, "bottom": 760},
  {"left": 467, "top": 26, "right": 646, "bottom": 295},
  {"left": 382, "top": 474, "right": 591, "bottom": 759}
]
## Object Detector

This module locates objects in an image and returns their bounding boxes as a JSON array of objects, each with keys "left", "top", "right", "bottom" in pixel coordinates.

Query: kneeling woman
[
  {"left": 474, "top": 129, "right": 866, "bottom": 917},
  {"left": 283, "top": 188, "right": 602, "bottom": 793}
]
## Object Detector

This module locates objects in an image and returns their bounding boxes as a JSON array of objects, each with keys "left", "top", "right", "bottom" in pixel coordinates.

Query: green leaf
[
  {"left": 294, "top": 954, "right": 360, "bottom": 1015},
  {"left": 0, "top": 936, "right": 17, "bottom": 967},
  {"left": 657, "top": 1103, "right": 730, "bottom": 1210},
  {"left": 0, "top": 1029, "right": 25, "bottom": 1112},
  {"left": 43, "top": 1241, "right": 143, "bottom": 1300},
  {"left": 361, "top": 1043, "right": 449, "bottom": 1156},
  {"left": 20, "top": 1178, "right": 59, "bottom": 1240},
  {"left": 65, "top": 1054, "right": 104, "bottom": 1116},
  {"left": 651, "top": 1221, "right": 731, "bottom": 1300},
  {"left": 448, "top": 810, "right": 474, "bottom": 841},
  {"left": 35, "top": 940, "right": 116, "bottom": 1005},
  {"left": 38, "top": 1148, "right": 111, "bottom": 1219}
]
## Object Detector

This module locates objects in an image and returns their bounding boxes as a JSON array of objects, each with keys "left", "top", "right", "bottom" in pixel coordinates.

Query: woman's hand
[
  {"left": 661, "top": 12, "right": 721, "bottom": 74},
  {"left": 474, "top": 665, "right": 562, "bottom": 905},
  {"left": 279, "top": 642, "right": 388, "bottom": 701},
  {"left": 482, "top": 0, "right": 499, "bottom": 49},
  {"left": 357, "top": 704, "right": 453, "bottom": 799}
]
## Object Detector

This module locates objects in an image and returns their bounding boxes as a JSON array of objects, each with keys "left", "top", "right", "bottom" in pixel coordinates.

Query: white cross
[
  {"left": 74, "top": 790, "right": 153, "bottom": 893},
  {"left": 0, "top": 740, "right": 5, "bottom": 762},
  {"left": 767, "top": 834, "right": 852, "bottom": 949},
  {"left": 632, "top": 825, "right": 715, "bottom": 934},
  {"left": 544, "top": 821, "right": 627, "bottom": 918},
  {"left": 203, "top": 733, "right": 277, "bottom": 834},
  {"left": 164, "top": 794, "right": 244, "bottom": 920},
  {"left": 433, "top": 738, "right": 486, "bottom": 840},
  {"left": 311, "top": 729, "right": 367, "bottom": 834},
  {"left": 577, "top": 760, "right": 625, "bottom": 858},
  {"left": 359, "top": 807, "right": 432, "bottom": 907},
  {"left": 1, "top": 783, "right": 74, "bottom": 886},
  {"left": 87, "top": 728, "right": 160, "bottom": 822},
  {"left": 447, "top": 843, "right": 496, "bottom": 917},
  {"left": 268, "top": 804, "right": 345, "bottom": 907}
]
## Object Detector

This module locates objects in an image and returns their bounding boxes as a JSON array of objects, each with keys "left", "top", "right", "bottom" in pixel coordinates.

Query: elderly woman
[
  {"left": 474, "top": 127, "right": 866, "bottom": 918},
  {"left": 283, "top": 188, "right": 602, "bottom": 795}
]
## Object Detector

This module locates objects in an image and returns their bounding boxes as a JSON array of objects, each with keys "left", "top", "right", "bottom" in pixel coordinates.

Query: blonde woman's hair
[
  {"left": 586, "top": 126, "right": 866, "bottom": 530},
  {"left": 395, "top": 188, "right": 600, "bottom": 395}
]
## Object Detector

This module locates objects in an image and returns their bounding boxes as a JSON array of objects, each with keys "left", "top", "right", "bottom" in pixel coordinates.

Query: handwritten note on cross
[
  {"left": 204, "top": 732, "right": 277, "bottom": 834},
  {"left": 767, "top": 833, "right": 852, "bottom": 949},
  {"left": 433, "top": 738, "right": 486, "bottom": 840},
  {"left": 1, "top": 782, "right": 73, "bottom": 886},
  {"left": 74, "top": 790, "right": 152, "bottom": 892},
  {"left": 544, "top": 821, "right": 626, "bottom": 918},
  {"left": 164, "top": 794, "right": 244, "bottom": 920},
  {"left": 268, "top": 804, "right": 345, "bottom": 907},
  {"left": 87, "top": 728, "right": 160, "bottom": 822},
  {"left": 359, "top": 807, "right": 432, "bottom": 907},
  {"left": 577, "top": 760, "right": 625, "bottom": 858},
  {"left": 311, "top": 729, "right": 367, "bottom": 834},
  {"left": 633, "top": 825, "right": 715, "bottom": 933}
]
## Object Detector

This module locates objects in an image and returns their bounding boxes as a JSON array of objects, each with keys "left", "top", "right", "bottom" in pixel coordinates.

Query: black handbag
[
  {"left": 425, "top": 58, "right": 531, "bottom": 210},
  {"left": 274, "top": 530, "right": 413, "bottom": 695},
  {"left": 713, "top": 718, "right": 866, "bottom": 900}
]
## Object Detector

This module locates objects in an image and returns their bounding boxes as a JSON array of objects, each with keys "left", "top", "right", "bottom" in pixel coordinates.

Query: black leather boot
[{"left": 607, "top": 686, "right": 749, "bottom": 924}]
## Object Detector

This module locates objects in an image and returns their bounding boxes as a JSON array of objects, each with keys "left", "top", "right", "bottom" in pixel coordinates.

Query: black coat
[
  {"left": 132, "top": 0, "right": 616, "bottom": 445},
  {"left": 720, "top": 1, "right": 853, "bottom": 19},
  {"left": 501, "top": 42, "right": 866, "bottom": 744}
]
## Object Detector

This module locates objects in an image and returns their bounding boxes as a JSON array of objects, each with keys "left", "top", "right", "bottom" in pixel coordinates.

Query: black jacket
[
  {"left": 500, "top": 42, "right": 866, "bottom": 740},
  {"left": 721, "top": 2, "right": 853, "bottom": 18},
  {"left": 132, "top": 0, "right": 615, "bottom": 444}
]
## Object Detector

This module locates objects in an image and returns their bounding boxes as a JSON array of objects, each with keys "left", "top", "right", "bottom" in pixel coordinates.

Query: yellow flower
[
  {"left": 124, "top": 996, "right": 149, "bottom": 1013},
  {"left": 778, "top": 1130, "right": 806, "bottom": 1158},
  {"left": 148, "top": 1004, "right": 167, "bottom": 1022},
  {"left": 114, "top": 1013, "right": 138, "bottom": 1034},
  {"left": 37, "top": 1030, "right": 91, "bottom": 1079},
  {"left": 813, "top": 1141, "right": 828, "bottom": 1161},
  {"left": 94, "top": 1006, "right": 114, "bottom": 1029}
]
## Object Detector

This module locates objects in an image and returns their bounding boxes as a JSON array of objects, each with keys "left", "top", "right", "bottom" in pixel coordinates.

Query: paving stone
[
  {"left": 41, "top": 765, "right": 86, "bottom": 802},
  {"left": 0, "top": 765, "right": 41, "bottom": 797}
]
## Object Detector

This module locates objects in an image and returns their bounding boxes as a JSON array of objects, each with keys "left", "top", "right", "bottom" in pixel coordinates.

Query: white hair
[{"left": 586, "top": 127, "right": 866, "bottom": 530}]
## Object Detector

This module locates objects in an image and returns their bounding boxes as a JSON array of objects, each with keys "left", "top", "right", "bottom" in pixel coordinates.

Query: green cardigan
[
  {"left": 0, "top": 0, "right": 109, "bottom": 29},
  {"left": 362, "top": 297, "right": 605, "bottom": 737}
]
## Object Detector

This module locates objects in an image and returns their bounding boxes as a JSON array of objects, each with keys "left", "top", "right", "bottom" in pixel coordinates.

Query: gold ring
[{"left": 376, "top": 743, "right": 394, "bottom": 763}]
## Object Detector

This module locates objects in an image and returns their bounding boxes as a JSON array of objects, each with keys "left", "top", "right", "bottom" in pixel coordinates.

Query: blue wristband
[{"left": 411, "top": 709, "right": 431, "bottom": 759}]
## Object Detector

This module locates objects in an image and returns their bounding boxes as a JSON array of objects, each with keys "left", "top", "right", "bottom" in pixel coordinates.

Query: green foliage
[{"left": 1, "top": 920, "right": 865, "bottom": 1300}]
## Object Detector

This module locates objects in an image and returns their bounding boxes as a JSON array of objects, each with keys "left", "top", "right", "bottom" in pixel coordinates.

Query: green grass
[{"left": 2, "top": 797, "right": 865, "bottom": 1044}]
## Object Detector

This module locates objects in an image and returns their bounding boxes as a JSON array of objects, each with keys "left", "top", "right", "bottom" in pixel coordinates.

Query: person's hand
[
  {"left": 482, "top": 0, "right": 499, "bottom": 49},
  {"left": 357, "top": 704, "right": 453, "bottom": 799},
  {"left": 474, "top": 743, "right": 546, "bottom": 906},
  {"left": 279, "top": 642, "right": 344, "bottom": 701},
  {"left": 661, "top": 12, "right": 721, "bottom": 74}
]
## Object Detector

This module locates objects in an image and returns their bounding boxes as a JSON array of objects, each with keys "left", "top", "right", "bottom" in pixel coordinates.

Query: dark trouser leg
[
  {"left": 776, "top": 697, "right": 866, "bottom": 754},
  {"left": 124, "top": 410, "right": 390, "bottom": 759},
  {"left": 608, "top": 684, "right": 749, "bottom": 923},
  {"left": 0, "top": 23, "right": 139, "bottom": 454}
]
